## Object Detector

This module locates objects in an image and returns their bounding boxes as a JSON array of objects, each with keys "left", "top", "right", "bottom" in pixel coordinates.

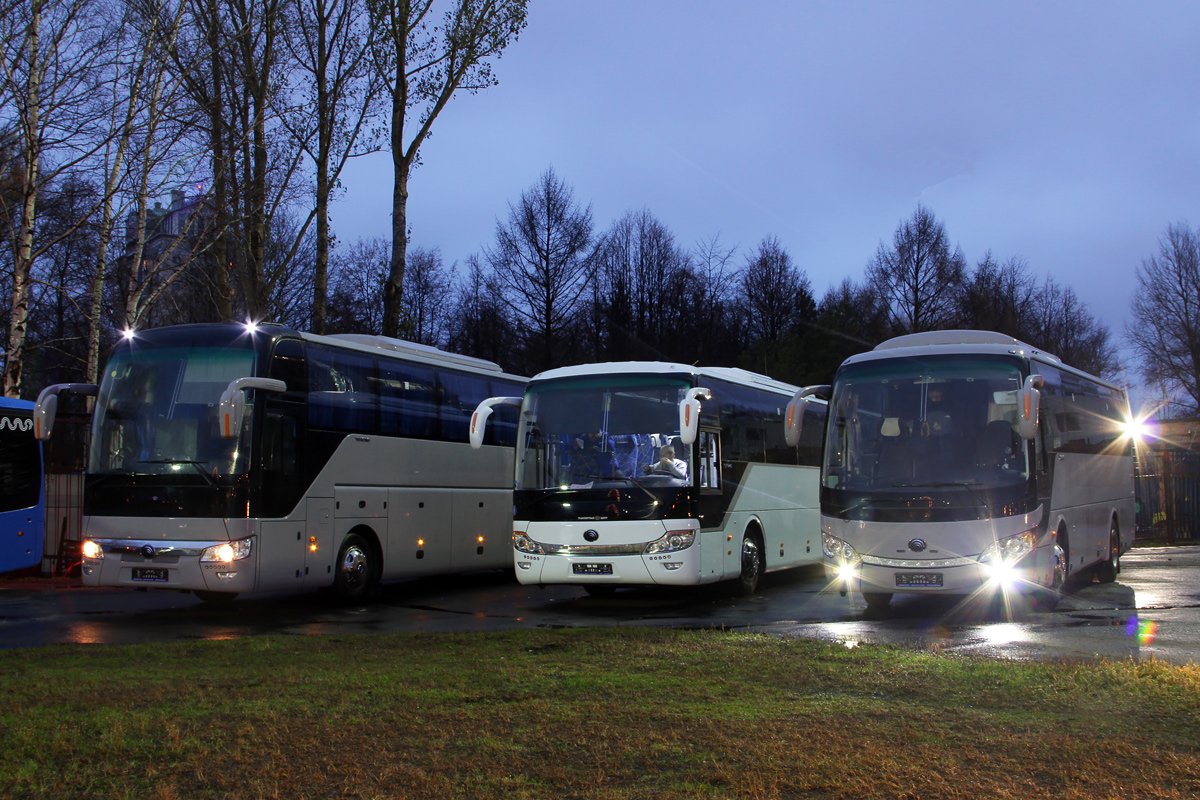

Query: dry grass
[{"left": 2, "top": 629, "right": 1198, "bottom": 799}]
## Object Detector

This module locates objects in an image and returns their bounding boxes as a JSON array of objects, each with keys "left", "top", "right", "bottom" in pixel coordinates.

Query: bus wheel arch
[
  {"left": 334, "top": 527, "right": 380, "bottom": 602},
  {"left": 733, "top": 522, "right": 765, "bottom": 596}
]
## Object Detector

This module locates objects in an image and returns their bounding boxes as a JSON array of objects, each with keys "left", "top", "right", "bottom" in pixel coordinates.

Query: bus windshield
[
  {"left": 517, "top": 375, "right": 692, "bottom": 490},
  {"left": 824, "top": 354, "right": 1029, "bottom": 494},
  {"left": 89, "top": 343, "right": 257, "bottom": 477}
]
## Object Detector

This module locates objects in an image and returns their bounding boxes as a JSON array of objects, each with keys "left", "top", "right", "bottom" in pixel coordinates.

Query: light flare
[{"left": 1125, "top": 615, "right": 1158, "bottom": 645}]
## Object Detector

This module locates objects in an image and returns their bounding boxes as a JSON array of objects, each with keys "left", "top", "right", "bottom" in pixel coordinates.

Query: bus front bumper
[
  {"left": 80, "top": 537, "right": 258, "bottom": 595},
  {"left": 828, "top": 558, "right": 1044, "bottom": 597},
  {"left": 513, "top": 520, "right": 703, "bottom": 587}
]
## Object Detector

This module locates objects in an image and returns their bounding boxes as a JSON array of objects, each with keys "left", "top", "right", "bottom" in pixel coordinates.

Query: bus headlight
[
  {"left": 513, "top": 532, "right": 545, "bottom": 555},
  {"left": 644, "top": 530, "right": 695, "bottom": 555},
  {"left": 200, "top": 538, "right": 253, "bottom": 563},
  {"left": 823, "top": 533, "right": 862, "bottom": 581},
  {"left": 822, "top": 532, "right": 861, "bottom": 566},
  {"left": 81, "top": 540, "right": 104, "bottom": 560},
  {"left": 978, "top": 530, "right": 1037, "bottom": 582}
]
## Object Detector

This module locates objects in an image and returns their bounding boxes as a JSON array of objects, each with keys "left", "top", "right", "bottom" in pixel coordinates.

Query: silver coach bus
[{"left": 35, "top": 323, "right": 525, "bottom": 602}]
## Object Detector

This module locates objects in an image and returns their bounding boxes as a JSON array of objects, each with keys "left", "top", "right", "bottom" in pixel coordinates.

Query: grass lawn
[{"left": 2, "top": 628, "right": 1198, "bottom": 799}]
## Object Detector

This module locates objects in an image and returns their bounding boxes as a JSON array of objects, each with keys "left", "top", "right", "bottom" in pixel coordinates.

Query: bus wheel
[
  {"left": 734, "top": 531, "right": 764, "bottom": 595},
  {"left": 194, "top": 590, "right": 237, "bottom": 605},
  {"left": 1095, "top": 521, "right": 1120, "bottom": 584},
  {"left": 863, "top": 592, "right": 892, "bottom": 609},
  {"left": 1031, "top": 533, "right": 1068, "bottom": 611},
  {"left": 334, "top": 533, "right": 375, "bottom": 602}
]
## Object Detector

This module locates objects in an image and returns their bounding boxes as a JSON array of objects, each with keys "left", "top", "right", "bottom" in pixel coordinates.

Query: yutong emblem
[
  {"left": 141, "top": 545, "right": 156, "bottom": 559},
  {"left": 908, "top": 538, "right": 928, "bottom": 552},
  {"left": 583, "top": 530, "right": 599, "bottom": 542}
]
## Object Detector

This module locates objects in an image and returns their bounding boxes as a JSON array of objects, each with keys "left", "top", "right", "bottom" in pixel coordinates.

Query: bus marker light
[{"left": 309, "top": 536, "right": 318, "bottom": 552}]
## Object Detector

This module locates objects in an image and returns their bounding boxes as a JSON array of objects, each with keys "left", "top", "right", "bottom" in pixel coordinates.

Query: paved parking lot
[{"left": 2, "top": 545, "right": 1198, "bottom": 664}]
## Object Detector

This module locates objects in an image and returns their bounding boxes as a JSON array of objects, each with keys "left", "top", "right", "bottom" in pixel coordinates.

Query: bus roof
[
  {"left": 845, "top": 330, "right": 1121, "bottom": 393},
  {"left": 528, "top": 361, "right": 800, "bottom": 397},
  {"left": 0, "top": 397, "right": 34, "bottom": 411},
  {"left": 113, "top": 323, "right": 523, "bottom": 381},
  {"left": 314, "top": 332, "right": 511, "bottom": 375}
]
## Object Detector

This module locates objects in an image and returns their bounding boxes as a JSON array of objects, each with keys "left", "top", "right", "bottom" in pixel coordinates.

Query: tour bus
[
  {"left": 784, "top": 330, "right": 1135, "bottom": 610},
  {"left": 34, "top": 323, "right": 525, "bottom": 602},
  {"left": 0, "top": 397, "right": 45, "bottom": 574},
  {"left": 470, "top": 362, "right": 828, "bottom": 594}
]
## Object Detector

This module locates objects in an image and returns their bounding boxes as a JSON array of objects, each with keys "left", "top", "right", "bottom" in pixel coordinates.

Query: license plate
[
  {"left": 572, "top": 563, "right": 613, "bottom": 575},
  {"left": 896, "top": 572, "right": 942, "bottom": 587},
  {"left": 132, "top": 567, "right": 169, "bottom": 582}
]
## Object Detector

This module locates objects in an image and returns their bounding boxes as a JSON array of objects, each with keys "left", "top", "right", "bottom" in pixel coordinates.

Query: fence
[
  {"left": 39, "top": 412, "right": 89, "bottom": 576},
  {"left": 1136, "top": 450, "right": 1200, "bottom": 543}
]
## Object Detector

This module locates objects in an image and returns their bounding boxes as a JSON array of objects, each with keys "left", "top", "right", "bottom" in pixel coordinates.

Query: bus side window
[{"left": 699, "top": 430, "right": 720, "bottom": 490}]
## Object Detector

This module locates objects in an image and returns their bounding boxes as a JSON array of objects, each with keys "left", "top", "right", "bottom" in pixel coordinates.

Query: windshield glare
[
  {"left": 517, "top": 377, "right": 691, "bottom": 490},
  {"left": 89, "top": 345, "right": 256, "bottom": 477},
  {"left": 824, "top": 355, "right": 1028, "bottom": 492}
]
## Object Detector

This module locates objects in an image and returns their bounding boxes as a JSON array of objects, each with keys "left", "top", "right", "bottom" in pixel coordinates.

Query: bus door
[
  {"left": 696, "top": 427, "right": 724, "bottom": 580},
  {"left": 257, "top": 339, "right": 315, "bottom": 589}
]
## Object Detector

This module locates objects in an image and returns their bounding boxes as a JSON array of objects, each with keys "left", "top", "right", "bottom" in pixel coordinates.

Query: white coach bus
[
  {"left": 470, "top": 362, "right": 827, "bottom": 595},
  {"left": 34, "top": 323, "right": 525, "bottom": 602},
  {"left": 785, "top": 330, "right": 1135, "bottom": 610}
]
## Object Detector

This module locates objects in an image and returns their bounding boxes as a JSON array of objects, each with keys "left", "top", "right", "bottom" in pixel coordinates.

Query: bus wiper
[{"left": 139, "top": 460, "right": 222, "bottom": 488}]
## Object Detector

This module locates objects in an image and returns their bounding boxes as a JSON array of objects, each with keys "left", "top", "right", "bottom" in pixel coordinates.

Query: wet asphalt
[{"left": 2, "top": 545, "right": 1198, "bottom": 664}]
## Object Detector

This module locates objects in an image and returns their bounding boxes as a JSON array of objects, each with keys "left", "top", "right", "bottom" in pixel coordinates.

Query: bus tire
[
  {"left": 1095, "top": 520, "right": 1120, "bottom": 584},
  {"left": 1031, "top": 529, "right": 1069, "bottom": 611},
  {"left": 734, "top": 530, "right": 764, "bottom": 595},
  {"left": 194, "top": 590, "right": 237, "bottom": 605},
  {"left": 334, "top": 533, "right": 376, "bottom": 602},
  {"left": 863, "top": 592, "right": 892, "bottom": 609},
  {"left": 1057, "top": 526, "right": 1072, "bottom": 586}
]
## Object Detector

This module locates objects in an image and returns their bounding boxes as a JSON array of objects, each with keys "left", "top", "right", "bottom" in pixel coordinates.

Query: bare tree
[
  {"left": 867, "top": 205, "right": 967, "bottom": 335},
  {"left": 590, "top": 208, "right": 689, "bottom": 361},
  {"left": 1027, "top": 275, "right": 1117, "bottom": 378},
  {"left": 282, "top": 0, "right": 384, "bottom": 333},
  {"left": 400, "top": 245, "right": 453, "bottom": 345},
  {"left": 368, "top": 0, "right": 527, "bottom": 338},
  {"left": 327, "top": 235, "right": 389, "bottom": 333},
  {"left": 446, "top": 252, "right": 514, "bottom": 368},
  {"left": 0, "top": 0, "right": 113, "bottom": 396},
  {"left": 1127, "top": 222, "right": 1200, "bottom": 408},
  {"left": 101, "top": 0, "right": 213, "bottom": 350},
  {"left": 86, "top": 0, "right": 197, "bottom": 380},
  {"left": 171, "top": 0, "right": 316, "bottom": 324},
  {"left": 682, "top": 233, "right": 741, "bottom": 365},
  {"left": 488, "top": 167, "right": 593, "bottom": 374},
  {"left": 958, "top": 251, "right": 1037, "bottom": 340},
  {"left": 741, "top": 235, "right": 814, "bottom": 344}
]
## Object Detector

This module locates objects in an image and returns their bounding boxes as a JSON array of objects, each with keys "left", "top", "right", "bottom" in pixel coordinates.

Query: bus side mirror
[
  {"left": 1017, "top": 375, "right": 1043, "bottom": 441},
  {"left": 469, "top": 396, "right": 523, "bottom": 450},
  {"left": 785, "top": 384, "right": 830, "bottom": 447},
  {"left": 33, "top": 383, "right": 99, "bottom": 440},
  {"left": 679, "top": 387, "right": 710, "bottom": 446},
  {"left": 218, "top": 378, "right": 286, "bottom": 439}
]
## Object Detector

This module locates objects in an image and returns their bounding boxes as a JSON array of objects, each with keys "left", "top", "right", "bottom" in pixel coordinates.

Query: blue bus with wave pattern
[{"left": 0, "top": 397, "right": 44, "bottom": 574}]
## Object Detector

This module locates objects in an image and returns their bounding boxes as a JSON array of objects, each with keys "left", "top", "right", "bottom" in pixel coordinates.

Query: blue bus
[{"left": 0, "top": 397, "right": 45, "bottom": 574}]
